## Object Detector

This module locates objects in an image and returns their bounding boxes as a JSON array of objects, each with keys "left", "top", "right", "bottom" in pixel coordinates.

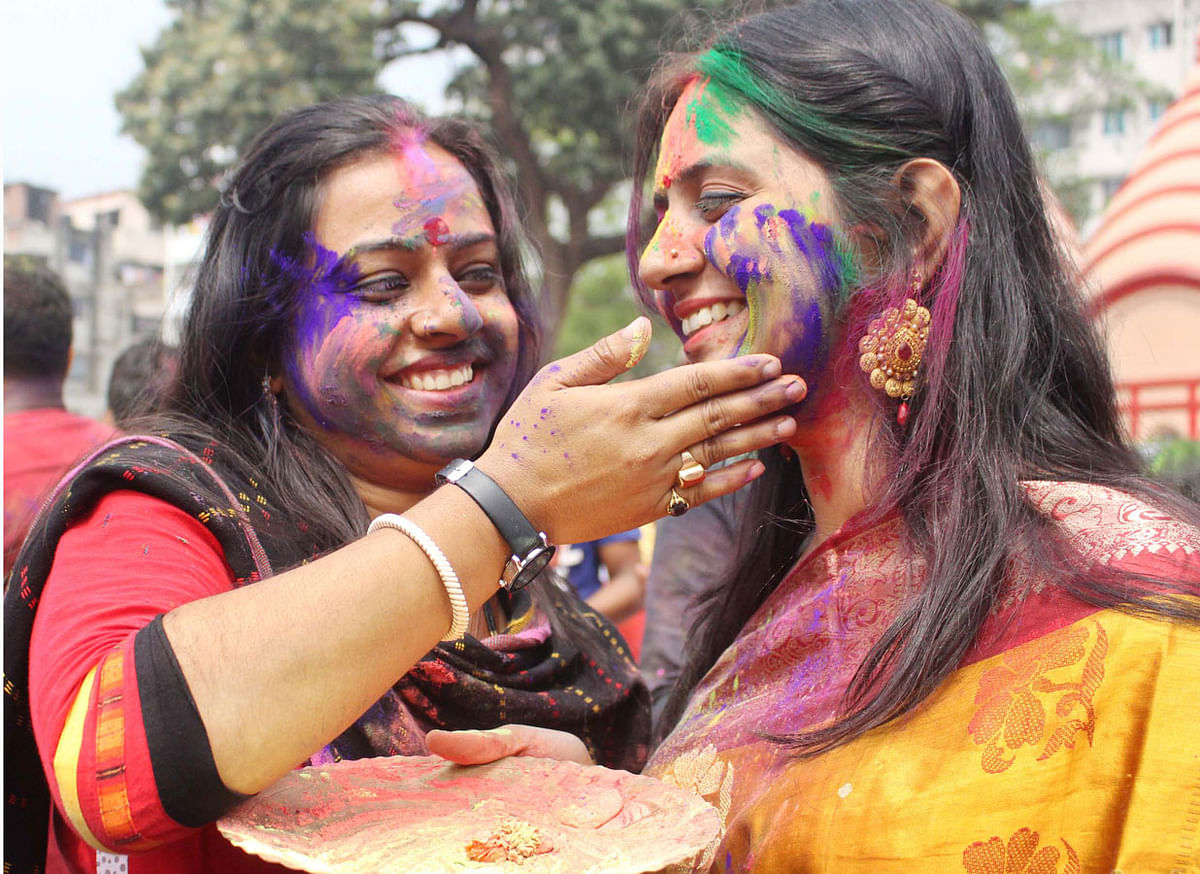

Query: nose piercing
[{"left": 670, "top": 248, "right": 679, "bottom": 259}]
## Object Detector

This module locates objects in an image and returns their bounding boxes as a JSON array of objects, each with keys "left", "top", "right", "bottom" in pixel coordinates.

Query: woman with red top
[{"left": 3, "top": 95, "right": 805, "bottom": 873}]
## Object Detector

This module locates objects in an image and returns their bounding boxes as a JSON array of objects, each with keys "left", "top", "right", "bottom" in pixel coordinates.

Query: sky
[
  {"left": 3, "top": 0, "right": 174, "bottom": 199},
  {"left": 2, "top": 0, "right": 455, "bottom": 202}
]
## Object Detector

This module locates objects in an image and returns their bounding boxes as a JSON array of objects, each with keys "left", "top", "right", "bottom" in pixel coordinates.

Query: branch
[
  {"left": 579, "top": 233, "right": 627, "bottom": 265},
  {"left": 378, "top": 0, "right": 484, "bottom": 49}
]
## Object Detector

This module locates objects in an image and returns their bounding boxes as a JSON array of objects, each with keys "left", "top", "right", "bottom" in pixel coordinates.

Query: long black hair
[
  {"left": 159, "top": 95, "right": 542, "bottom": 553},
  {"left": 629, "top": 0, "right": 1200, "bottom": 750}
]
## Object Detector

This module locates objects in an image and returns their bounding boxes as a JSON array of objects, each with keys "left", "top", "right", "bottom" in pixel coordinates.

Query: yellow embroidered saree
[{"left": 645, "top": 482, "right": 1200, "bottom": 872}]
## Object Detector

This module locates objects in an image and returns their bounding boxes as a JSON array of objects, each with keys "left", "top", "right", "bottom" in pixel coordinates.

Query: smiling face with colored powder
[
  {"left": 277, "top": 137, "right": 519, "bottom": 489},
  {"left": 639, "top": 78, "right": 855, "bottom": 380}
]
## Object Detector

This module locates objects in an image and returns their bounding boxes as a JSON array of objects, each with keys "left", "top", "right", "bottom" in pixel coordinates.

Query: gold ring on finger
[
  {"left": 676, "top": 450, "right": 706, "bottom": 489},
  {"left": 666, "top": 488, "right": 691, "bottom": 517}
]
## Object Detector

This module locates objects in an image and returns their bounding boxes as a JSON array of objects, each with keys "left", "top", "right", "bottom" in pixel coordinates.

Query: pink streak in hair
[{"left": 918, "top": 218, "right": 969, "bottom": 404}]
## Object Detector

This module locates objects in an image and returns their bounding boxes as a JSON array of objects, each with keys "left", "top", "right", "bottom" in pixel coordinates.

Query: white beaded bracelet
[{"left": 367, "top": 513, "right": 469, "bottom": 642}]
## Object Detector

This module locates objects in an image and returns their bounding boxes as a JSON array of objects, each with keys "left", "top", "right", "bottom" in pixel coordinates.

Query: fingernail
[
  {"left": 746, "top": 460, "right": 766, "bottom": 482},
  {"left": 761, "top": 358, "right": 782, "bottom": 379},
  {"left": 776, "top": 417, "right": 797, "bottom": 437},
  {"left": 620, "top": 316, "right": 649, "bottom": 340},
  {"left": 784, "top": 378, "right": 807, "bottom": 401}
]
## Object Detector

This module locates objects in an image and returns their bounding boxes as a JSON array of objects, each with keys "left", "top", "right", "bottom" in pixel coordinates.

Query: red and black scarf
[{"left": 4, "top": 435, "right": 649, "bottom": 873}]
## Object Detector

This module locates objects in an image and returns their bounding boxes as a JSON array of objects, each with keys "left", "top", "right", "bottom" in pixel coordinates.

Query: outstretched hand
[
  {"left": 426, "top": 725, "right": 594, "bottom": 767},
  {"left": 478, "top": 317, "right": 805, "bottom": 545}
]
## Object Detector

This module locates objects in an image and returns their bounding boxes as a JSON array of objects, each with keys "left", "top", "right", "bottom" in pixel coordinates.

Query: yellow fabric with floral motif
[{"left": 646, "top": 482, "right": 1200, "bottom": 872}]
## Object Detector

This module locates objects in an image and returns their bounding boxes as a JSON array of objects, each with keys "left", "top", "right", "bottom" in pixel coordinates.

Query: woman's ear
[
  {"left": 268, "top": 373, "right": 285, "bottom": 395},
  {"left": 893, "top": 158, "right": 961, "bottom": 280}
]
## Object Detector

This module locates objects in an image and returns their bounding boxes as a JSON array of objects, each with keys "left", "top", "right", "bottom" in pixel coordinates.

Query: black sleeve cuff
[{"left": 134, "top": 615, "right": 249, "bottom": 827}]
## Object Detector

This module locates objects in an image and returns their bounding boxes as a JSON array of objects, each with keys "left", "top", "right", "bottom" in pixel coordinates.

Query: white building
[{"left": 1041, "top": 0, "right": 1199, "bottom": 234}]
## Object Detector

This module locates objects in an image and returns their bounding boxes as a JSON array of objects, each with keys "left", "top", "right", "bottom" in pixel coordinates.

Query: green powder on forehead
[{"left": 685, "top": 78, "right": 745, "bottom": 147}]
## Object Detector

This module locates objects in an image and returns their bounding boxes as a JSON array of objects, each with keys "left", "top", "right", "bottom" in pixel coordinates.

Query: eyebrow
[
  {"left": 334, "top": 231, "right": 497, "bottom": 272},
  {"left": 651, "top": 159, "right": 757, "bottom": 212}
]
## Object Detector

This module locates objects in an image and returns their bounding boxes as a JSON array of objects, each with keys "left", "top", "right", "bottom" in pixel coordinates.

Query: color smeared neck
[{"left": 787, "top": 381, "right": 885, "bottom": 553}]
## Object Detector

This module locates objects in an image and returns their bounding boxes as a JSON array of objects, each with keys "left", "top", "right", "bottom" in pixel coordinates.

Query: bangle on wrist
[{"left": 367, "top": 514, "right": 469, "bottom": 642}]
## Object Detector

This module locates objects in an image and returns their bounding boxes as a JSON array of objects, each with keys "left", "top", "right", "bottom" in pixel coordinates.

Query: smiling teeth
[
  {"left": 682, "top": 301, "right": 746, "bottom": 337},
  {"left": 401, "top": 363, "right": 473, "bottom": 391}
]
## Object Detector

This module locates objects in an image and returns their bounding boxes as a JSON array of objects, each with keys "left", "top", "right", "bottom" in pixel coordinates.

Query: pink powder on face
[{"left": 656, "top": 77, "right": 707, "bottom": 191}]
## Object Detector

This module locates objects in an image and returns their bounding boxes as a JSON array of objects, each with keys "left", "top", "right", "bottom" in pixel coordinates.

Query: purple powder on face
[
  {"left": 707, "top": 209, "right": 762, "bottom": 296},
  {"left": 704, "top": 203, "right": 845, "bottom": 374},
  {"left": 777, "top": 209, "right": 843, "bottom": 295},
  {"left": 775, "top": 300, "right": 825, "bottom": 377},
  {"left": 270, "top": 237, "right": 364, "bottom": 362}
]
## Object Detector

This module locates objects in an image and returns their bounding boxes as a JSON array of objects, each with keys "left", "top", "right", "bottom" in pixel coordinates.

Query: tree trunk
[{"left": 535, "top": 238, "right": 573, "bottom": 358}]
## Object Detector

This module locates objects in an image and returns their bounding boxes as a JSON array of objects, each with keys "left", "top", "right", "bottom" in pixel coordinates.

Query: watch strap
[{"left": 435, "top": 460, "right": 551, "bottom": 590}]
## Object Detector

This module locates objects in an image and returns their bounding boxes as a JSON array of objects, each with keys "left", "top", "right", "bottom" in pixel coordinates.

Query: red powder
[{"left": 424, "top": 216, "right": 449, "bottom": 246}]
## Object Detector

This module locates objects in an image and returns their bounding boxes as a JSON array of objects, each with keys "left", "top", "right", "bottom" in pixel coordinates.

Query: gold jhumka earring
[{"left": 857, "top": 272, "right": 931, "bottom": 427}]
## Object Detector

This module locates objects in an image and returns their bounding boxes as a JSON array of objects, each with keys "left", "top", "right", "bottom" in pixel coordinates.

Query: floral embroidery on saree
[
  {"left": 962, "top": 828, "right": 1080, "bottom": 874},
  {"left": 656, "top": 744, "right": 734, "bottom": 870},
  {"left": 968, "top": 622, "right": 1107, "bottom": 774}
]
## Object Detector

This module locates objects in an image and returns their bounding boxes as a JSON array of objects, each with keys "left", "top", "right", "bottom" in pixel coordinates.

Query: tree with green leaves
[{"left": 117, "top": 0, "right": 380, "bottom": 223}]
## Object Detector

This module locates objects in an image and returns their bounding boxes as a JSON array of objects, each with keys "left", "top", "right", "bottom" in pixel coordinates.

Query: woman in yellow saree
[
  {"left": 621, "top": 0, "right": 1200, "bottom": 869},
  {"left": 431, "top": 0, "right": 1200, "bottom": 867}
]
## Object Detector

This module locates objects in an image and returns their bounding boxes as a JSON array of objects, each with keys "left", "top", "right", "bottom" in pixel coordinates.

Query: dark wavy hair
[
  {"left": 629, "top": 0, "right": 1200, "bottom": 751},
  {"left": 160, "top": 95, "right": 543, "bottom": 552}
]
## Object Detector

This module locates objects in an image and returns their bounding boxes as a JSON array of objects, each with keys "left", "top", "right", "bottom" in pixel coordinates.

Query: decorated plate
[{"left": 217, "top": 755, "right": 720, "bottom": 873}]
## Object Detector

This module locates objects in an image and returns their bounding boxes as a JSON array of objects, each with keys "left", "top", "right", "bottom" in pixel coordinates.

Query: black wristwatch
[{"left": 435, "top": 459, "right": 556, "bottom": 592}]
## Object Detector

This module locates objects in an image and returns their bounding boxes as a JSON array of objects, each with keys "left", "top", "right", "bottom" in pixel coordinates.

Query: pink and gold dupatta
[{"left": 646, "top": 481, "right": 1200, "bottom": 872}]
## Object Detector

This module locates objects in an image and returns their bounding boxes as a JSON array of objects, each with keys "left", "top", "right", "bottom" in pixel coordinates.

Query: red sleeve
[{"left": 29, "top": 490, "right": 239, "bottom": 850}]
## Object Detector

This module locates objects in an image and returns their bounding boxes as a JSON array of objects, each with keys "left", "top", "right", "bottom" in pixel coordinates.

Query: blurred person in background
[
  {"left": 555, "top": 528, "right": 645, "bottom": 623},
  {"left": 554, "top": 528, "right": 647, "bottom": 659},
  {"left": 103, "top": 336, "right": 180, "bottom": 430},
  {"left": 3, "top": 257, "right": 113, "bottom": 577},
  {"left": 640, "top": 489, "right": 742, "bottom": 722}
]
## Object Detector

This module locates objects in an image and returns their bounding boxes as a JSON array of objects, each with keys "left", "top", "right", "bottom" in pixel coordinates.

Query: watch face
[{"left": 505, "top": 546, "right": 556, "bottom": 592}]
